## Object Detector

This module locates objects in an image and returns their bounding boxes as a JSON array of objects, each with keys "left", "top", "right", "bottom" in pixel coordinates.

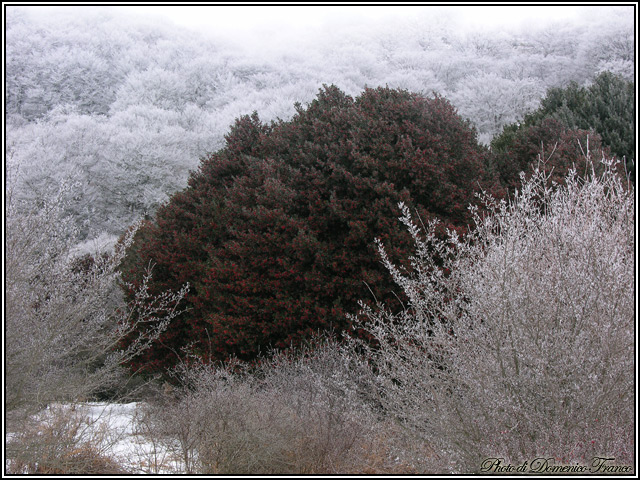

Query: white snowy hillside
[{"left": 5, "top": 5, "right": 633, "bottom": 243}]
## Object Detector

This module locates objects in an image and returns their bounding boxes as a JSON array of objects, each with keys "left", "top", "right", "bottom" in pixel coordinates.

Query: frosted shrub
[
  {"left": 5, "top": 175, "right": 189, "bottom": 472},
  {"left": 352, "top": 157, "right": 634, "bottom": 473},
  {"left": 138, "top": 362, "right": 284, "bottom": 475},
  {"left": 6, "top": 182, "right": 189, "bottom": 413},
  {"left": 256, "top": 337, "right": 379, "bottom": 473},
  {"left": 5, "top": 404, "right": 127, "bottom": 474},
  {"left": 142, "top": 335, "right": 409, "bottom": 474}
]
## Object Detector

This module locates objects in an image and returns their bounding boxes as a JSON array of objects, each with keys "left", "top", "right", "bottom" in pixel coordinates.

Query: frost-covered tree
[
  {"left": 452, "top": 73, "right": 543, "bottom": 144},
  {"left": 5, "top": 4, "right": 633, "bottom": 251},
  {"left": 575, "top": 7, "right": 634, "bottom": 81},
  {"left": 5, "top": 168, "right": 189, "bottom": 422},
  {"left": 352, "top": 156, "right": 634, "bottom": 473},
  {"left": 6, "top": 103, "right": 222, "bottom": 239}
]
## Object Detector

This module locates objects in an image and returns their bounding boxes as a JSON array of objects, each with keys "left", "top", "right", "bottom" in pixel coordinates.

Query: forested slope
[{"left": 6, "top": 6, "right": 634, "bottom": 243}]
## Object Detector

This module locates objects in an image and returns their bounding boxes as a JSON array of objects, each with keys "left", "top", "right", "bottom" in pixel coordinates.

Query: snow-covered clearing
[{"left": 6, "top": 402, "right": 186, "bottom": 474}]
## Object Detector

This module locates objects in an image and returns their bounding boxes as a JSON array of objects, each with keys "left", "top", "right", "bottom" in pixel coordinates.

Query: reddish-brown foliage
[
  {"left": 119, "top": 85, "right": 497, "bottom": 373},
  {"left": 492, "top": 117, "right": 611, "bottom": 191}
]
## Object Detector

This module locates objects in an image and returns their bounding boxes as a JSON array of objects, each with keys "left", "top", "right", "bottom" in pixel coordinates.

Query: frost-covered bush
[
  {"left": 352, "top": 155, "right": 634, "bottom": 473},
  {"left": 5, "top": 169, "right": 189, "bottom": 470},
  {"left": 5, "top": 404, "right": 128, "bottom": 474},
  {"left": 140, "top": 336, "right": 387, "bottom": 474},
  {"left": 6, "top": 184, "right": 188, "bottom": 413}
]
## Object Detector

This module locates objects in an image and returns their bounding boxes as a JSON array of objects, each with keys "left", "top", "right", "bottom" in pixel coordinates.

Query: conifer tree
[
  {"left": 491, "top": 71, "right": 634, "bottom": 184},
  {"left": 120, "top": 85, "right": 497, "bottom": 373}
]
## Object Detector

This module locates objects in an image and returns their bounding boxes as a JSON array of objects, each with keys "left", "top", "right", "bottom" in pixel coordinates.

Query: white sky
[
  {"left": 16, "top": 4, "right": 627, "bottom": 39},
  {"left": 118, "top": 4, "right": 586, "bottom": 33},
  {"left": 14, "top": 4, "right": 632, "bottom": 56}
]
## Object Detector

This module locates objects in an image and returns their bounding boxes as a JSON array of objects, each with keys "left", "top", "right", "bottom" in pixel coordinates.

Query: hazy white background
[
  {"left": 5, "top": 3, "right": 635, "bottom": 243},
  {"left": 24, "top": 5, "right": 601, "bottom": 51},
  {"left": 121, "top": 5, "right": 585, "bottom": 32}
]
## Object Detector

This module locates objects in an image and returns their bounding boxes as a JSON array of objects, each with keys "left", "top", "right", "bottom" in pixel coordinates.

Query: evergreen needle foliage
[
  {"left": 491, "top": 71, "right": 634, "bottom": 185},
  {"left": 119, "top": 85, "right": 497, "bottom": 373}
]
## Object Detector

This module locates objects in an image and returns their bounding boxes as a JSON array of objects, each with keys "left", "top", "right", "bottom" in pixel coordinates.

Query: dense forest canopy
[{"left": 5, "top": 5, "right": 634, "bottom": 244}]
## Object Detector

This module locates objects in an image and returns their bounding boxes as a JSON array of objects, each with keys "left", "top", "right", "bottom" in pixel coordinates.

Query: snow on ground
[
  {"left": 6, "top": 402, "right": 187, "bottom": 474},
  {"left": 82, "top": 402, "right": 186, "bottom": 474}
]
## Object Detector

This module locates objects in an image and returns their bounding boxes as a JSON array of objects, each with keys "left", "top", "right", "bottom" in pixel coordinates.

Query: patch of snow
[{"left": 6, "top": 402, "right": 187, "bottom": 474}]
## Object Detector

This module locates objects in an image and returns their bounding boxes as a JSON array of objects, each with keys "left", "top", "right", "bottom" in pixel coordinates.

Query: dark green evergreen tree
[{"left": 491, "top": 71, "right": 634, "bottom": 183}]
